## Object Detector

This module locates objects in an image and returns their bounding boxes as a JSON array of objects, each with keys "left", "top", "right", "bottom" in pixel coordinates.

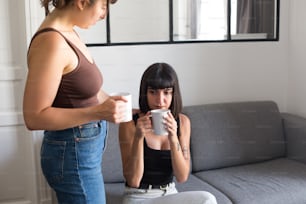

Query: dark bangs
[{"left": 146, "top": 71, "right": 175, "bottom": 90}]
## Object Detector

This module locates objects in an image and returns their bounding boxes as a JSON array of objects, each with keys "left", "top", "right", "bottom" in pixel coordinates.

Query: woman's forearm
[
  {"left": 123, "top": 136, "right": 145, "bottom": 187},
  {"left": 23, "top": 105, "right": 101, "bottom": 130},
  {"left": 170, "top": 139, "right": 190, "bottom": 183}
]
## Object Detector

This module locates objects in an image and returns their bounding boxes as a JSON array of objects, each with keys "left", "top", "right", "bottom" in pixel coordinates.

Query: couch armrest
[{"left": 282, "top": 113, "right": 306, "bottom": 163}]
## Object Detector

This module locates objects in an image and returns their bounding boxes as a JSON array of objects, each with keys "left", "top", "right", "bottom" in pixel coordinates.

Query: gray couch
[{"left": 102, "top": 101, "right": 306, "bottom": 204}]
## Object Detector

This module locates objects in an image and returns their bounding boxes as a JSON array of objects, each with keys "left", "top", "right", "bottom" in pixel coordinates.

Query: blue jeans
[{"left": 41, "top": 120, "right": 108, "bottom": 204}]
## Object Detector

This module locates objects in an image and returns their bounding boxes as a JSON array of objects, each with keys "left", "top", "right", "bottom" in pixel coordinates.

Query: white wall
[
  {"left": 0, "top": 0, "right": 39, "bottom": 204},
  {"left": 89, "top": 1, "right": 289, "bottom": 112},
  {"left": 92, "top": 41, "right": 288, "bottom": 110},
  {"left": 287, "top": 0, "right": 306, "bottom": 118}
]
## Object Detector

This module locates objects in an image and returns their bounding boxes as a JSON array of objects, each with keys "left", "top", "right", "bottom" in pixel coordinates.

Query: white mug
[
  {"left": 110, "top": 92, "right": 132, "bottom": 122},
  {"left": 151, "top": 109, "right": 170, "bottom": 135}
]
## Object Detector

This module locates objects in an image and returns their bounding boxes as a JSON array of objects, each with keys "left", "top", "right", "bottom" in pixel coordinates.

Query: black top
[{"left": 133, "top": 113, "right": 180, "bottom": 185}]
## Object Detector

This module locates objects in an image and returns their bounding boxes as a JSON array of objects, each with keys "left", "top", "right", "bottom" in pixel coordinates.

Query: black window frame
[{"left": 87, "top": 0, "right": 280, "bottom": 47}]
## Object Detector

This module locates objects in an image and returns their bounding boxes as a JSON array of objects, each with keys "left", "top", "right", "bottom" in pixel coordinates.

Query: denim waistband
[{"left": 44, "top": 120, "right": 107, "bottom": 141}]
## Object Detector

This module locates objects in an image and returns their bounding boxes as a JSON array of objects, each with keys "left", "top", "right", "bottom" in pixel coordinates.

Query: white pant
[{"left": 122, "top": 182, "right": 217, "bottom": 204}]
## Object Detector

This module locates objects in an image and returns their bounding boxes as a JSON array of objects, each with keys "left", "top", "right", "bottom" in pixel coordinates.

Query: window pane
[
  {"left": 110, "top": 0, "right": 169, "bottom": 43},
  {"left": 231, "top": 0, "right": 277, "bottom": 40},
  {"left": 173, "top": 0, "right": 228, "bottom": 41}
]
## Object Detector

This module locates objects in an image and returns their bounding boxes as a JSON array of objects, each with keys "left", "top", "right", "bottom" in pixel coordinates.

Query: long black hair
[{"left": 139, "top": 62, "right": 182, "bottom": 119}]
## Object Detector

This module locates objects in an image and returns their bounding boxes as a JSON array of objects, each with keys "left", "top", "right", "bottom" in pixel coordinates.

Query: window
[{"left": 77, "top": 0, "right": 279, "bottom": 46}]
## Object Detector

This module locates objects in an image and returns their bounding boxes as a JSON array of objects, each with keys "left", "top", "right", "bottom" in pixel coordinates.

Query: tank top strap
[{"left": 28, "top": 27, "right": 80, "bottom": 58}]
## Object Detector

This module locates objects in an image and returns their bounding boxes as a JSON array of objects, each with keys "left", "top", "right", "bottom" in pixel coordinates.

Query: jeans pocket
[
  {"left": 41, "top": 139, "right": 66, "bottom": 185},
  {"left": 77, "top": 121, "right": 101, "bottom": 141}
]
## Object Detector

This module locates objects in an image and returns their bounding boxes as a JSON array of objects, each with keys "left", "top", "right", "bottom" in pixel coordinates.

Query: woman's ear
[{"left": 76, "top": 0, "right": 89, "bottom": 10}]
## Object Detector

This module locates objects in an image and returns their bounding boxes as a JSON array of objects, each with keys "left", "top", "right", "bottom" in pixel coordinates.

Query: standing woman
[
  {"left": 23, "top": 0, "right": 125, "bottom": 203},
  {"left": 119, "top": 63, "right": 217, "bottom": 204}
]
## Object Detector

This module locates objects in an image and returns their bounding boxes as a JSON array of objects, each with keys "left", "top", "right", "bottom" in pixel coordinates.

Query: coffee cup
[
  {"left": 110, "top": 92, "right": 132, "bottom": 122},
  {"left": 151, "top": 109, "right": 170, "bottom": 135}
]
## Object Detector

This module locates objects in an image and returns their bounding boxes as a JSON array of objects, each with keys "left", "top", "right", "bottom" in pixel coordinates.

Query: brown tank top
[{"left": 29, "top": 28, "right": 103, "bottom": 108}]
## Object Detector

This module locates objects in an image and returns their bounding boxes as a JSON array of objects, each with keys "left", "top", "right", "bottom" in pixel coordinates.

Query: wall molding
[
  {"left": 0, "top": 112, "right": 24, "bottom": 127},
  {"left": 1, "top": 201, "right": 32, "bottom": 204},
  {"left": 0, "top": 66, "right": 25, "bottom": 81},
  {"left": 0, "top": 66, "right": 25, "bottom": 127}
]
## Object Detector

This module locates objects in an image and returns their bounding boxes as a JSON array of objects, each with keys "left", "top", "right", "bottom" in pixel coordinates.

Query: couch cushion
[
  {"left": 282, "top": 113, "right": 306, "bottom": 163},
  {"left": 193, "top": 158, "right": 306, "bottom": 204},
  {"left": 105, "top": 182, "right": 125, "bottom": 204},
  {"left": 102, "top": 122, "right": 124, "bottom": 183},
  {"left": 183, "top": 101, "right": 285, "bottom": 171}
]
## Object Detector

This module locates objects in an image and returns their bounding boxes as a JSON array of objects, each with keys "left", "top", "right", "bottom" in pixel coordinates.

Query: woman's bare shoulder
[
  {"left": 29, "top": 29, "right": 68, "bottom": 54},
  {"left": 179, "top": 113, "right": 190, "bottom": 125}
]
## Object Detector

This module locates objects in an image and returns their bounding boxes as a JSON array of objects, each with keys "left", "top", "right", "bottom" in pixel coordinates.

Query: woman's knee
[{"left": 196, "top": 191, "right": 217, "bottom": 204}]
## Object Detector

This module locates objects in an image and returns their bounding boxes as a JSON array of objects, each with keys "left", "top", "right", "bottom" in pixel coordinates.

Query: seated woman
[{"left": 119, "top": 62, "right": 217, "bottom": 204}]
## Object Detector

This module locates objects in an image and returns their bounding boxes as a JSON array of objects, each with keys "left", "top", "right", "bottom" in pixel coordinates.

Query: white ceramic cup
[
  {"left": 151, "top": 109, "right": 170, "bottom": 135},
  {"left": 110, "top": 92, "right": 132, "bottom": 122}
]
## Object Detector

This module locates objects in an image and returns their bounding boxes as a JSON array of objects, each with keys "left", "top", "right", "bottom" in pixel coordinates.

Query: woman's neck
[{"left": 40, "top": 8, "right": 75, "bottom": 32}]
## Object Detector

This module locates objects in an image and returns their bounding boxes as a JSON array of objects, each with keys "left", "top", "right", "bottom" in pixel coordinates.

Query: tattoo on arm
[
  {"left": 176, "top": 142, "right": 181, "bottom": 151},
  {"left": 182, "top": 146, "right": 188, "bottom": 160},
  {"left": 176, "top": 142, "right": 189, "bottom": 160}
]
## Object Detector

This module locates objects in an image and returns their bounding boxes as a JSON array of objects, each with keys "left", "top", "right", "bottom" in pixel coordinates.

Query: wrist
[
  {"left": 169, "top": 136, "right": 179, "bottom": 145},
  {"left": 78, "top": 106, "right": 100, "bottom": 122},
  {"left": 134, "top": 134, "right": 144, "bottom": 142},
  {"left": 169, "top": 138, "right": 180, "bottom": 148},
  {"left": 135, "top": 129, "right": 145, "bottom": 139}
]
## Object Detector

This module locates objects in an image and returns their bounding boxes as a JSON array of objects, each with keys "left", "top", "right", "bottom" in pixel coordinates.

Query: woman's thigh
[
  {"left": 123, "top": 184, "right": 177, "bottom": 204},
  {"left": 147, "top": 191, "right": 217, "bottom": 204}
]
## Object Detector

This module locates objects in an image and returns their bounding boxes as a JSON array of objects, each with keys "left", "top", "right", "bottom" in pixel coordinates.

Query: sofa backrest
[
  {"left": 102, "top": 122, "right": 125, "bottom": 183},
  {"left": 183, "top": 101, "right": 286, "bottom": 172}
]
